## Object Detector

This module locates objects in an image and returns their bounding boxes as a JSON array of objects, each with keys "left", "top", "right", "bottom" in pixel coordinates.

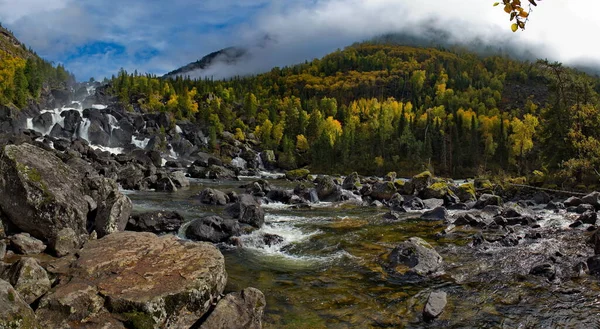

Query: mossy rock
[
  {"left": 422, "top": 181, "right": 451, "bottom": 199},
  {"left": 385, "top": 172, "right": 397, "bottom": 182},
  {"left": 474, "top": 178, "right": 493, "bottom": 190},
  {"left": 411, "top": 171, "right": 433, "bottom": 194},
  {"left": 123, "top": 312, "right": 157, "bottom": 329},
  {"left": 507, "top": 177, "right": 526, "bottom": 185},
  {"left": 528, "top": 170, "right": 545, "bottom": 187},
  {"left": 456, "top": 183, "right": 476, "bottom": 202},
  {"left": 285, "top": 169, "right": 310, "bottom": 181}
]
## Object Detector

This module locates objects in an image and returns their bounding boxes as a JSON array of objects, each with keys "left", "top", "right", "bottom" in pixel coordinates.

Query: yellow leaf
[
  {"left": 519, "top": 11, "right": 529, "bottom": 18},
  {"left": 504, "top": 4, "right": 512, "bottom": 13},
  {"left": 493, "top": 2, "right": 500, "bottom": 6},
  {"left": 511, "top": 23, "right": 519, "bottom": 32}
]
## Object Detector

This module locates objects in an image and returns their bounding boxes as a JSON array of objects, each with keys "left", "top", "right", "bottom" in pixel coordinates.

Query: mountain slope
[
  {"left": 109, "top": 42, "right": 600, "bottom": 184},
  {"left": 163, "top": 47, "right": 248, "bottom": 79}
]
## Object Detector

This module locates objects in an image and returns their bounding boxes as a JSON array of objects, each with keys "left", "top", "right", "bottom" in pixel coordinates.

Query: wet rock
[
  {"left": 500, "top": 233, "right": 519, "bottom": 247},
  {"left": 185, "top": 216, "right": 241, "bottom": 243},
  {"left": 564, "top": 196, "right": 583, "bottom": 207},
  {"left": 421, "top": 207, "right": 448, "bottom": 221},
  {"left": 197, "top": 188, "right": 230, "bottom": 205},
  {"left": 575, "top": 204, "right": 595, "bottom": 214},
  {"left": 453, "top": 213, "right": 481, "bottom": 226},
  {"left": 3, "top": 257, "right": 51, "bottom": 304},
  {"left": 389, "top": 193, "right": 405, "bottom": 212},
  {"left": 155, "top": 176, "right": 177, "bottom": 192},
  {"left": 54, "top": 232, "right": 227, "bottom": 328},
  {"left": 569, "top": 220, "right": 583, "bottom": 228},
  {"left": 127, "top": 211, "right": 184, "bottom": 234},
  {"left": 529, "top": 263, "right": 556, "bottom": 280},
  {"left": 0, "top": 143, "right": 88, "bottom": 253},
  {"left": 421, "top": 181, "right": 454, "bottom": 199},
  {"left": 588, "top": 230, "right": 600, "bottom": 254},
  {"left": 475, "top": 194, "right": 503, "bottom": 209},
  {"left": 423, "top": 291, "right": 447, "bottom": 321},
  {"left": 359, "top": 184, "right": 372, "bottom": 197},
  {"left": 578, "top": 211, "right": 598, "bottom": 225},
  {"left": 0, "top": 279, "right": 39, "bottom": 328},
  {"left": 262, "top": 233, "right": 284, "bottom": 246},
  {"left": 545, "top": 201, "right": 565, "bottom": 210},
  {"left": 260, "top": 150, "right": 277, "bottom": 170},
  {"left": 169, "top": 171, "right": 190, "bottom": 189},
  {"left": 207, "top": 165, "right": 236, "bottom": 180},
  {"left": 388, "top": 237, "right": 443, "bottom": 276},
  {"left": 582, "top": 191, "right": 600, "bottom": 209},
  {"left": 371, "top": 181, "right": 397, "bottom": 201},
  {"left": 404, "top": 197, "right": 425, "bottom": 210},
  {"left": 10, "top": 233, "right": 46, "bottom": 255},
  {"left": 199, "top": 287, "right": 266, "bottom": 329},
  {"left": 342, "top": 172, "right": 361, "bottom": 190},
  {"left": 587, "top": 255, "right": 600, "bottom": 275},
  {"left": 383, "top": 211, "right": 406, "bottom": 221},
  {"left": 266, "top": 189, "right": 294, "bottom": 204},
  {"left": 117, "top": 163, "right": 146, "bottom": 190},
  {"left": 316, "top": 176, "right": 338, "bottom": 200},
  {"left": 0, "top": 241, "right": 5, "bottom": 260},
  {"left": 188, "top": 165, "right": 207, "bottom": 179},
  {"left": 532, "top": 191, "right": 551, "bottom": 205},
  {"left": 225, "top": 194, "right": 265, "bottom": 228}
]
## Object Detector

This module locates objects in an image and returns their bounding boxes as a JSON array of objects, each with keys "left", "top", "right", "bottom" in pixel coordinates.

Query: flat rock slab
[{"left": 41, "top": 231, "right": 227, "bottom": 329}]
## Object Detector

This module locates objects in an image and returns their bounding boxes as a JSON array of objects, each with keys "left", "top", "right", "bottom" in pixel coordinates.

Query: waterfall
[
  {"left": 78, "top": 119, "right": 91, "bottom": 141},
  {"left": 26, "top": 118, "right": 33, "bottom": 130},
  {"left": 256, "top": 153, "right": 265, "bottom": 170},
  {"left": 131, "top": 136, "right": 150, "bottom": 149},
  {"left": 175, "top": 125, "right": 183, "bottom": 134}
]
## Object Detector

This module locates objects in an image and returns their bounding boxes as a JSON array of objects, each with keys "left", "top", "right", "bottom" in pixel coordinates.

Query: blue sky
[{"left": 1, "top": 0, "right": 599, "bottom": 81}]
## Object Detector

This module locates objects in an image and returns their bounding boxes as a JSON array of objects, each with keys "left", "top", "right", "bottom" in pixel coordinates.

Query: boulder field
[{"left": 0, "top": 142, "right": 265, "bottom": 329}]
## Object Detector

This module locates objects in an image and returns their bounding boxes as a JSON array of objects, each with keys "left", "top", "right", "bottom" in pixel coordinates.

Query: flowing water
[{"left": 126, "top": 177, "right": 600, "bottom": 328}]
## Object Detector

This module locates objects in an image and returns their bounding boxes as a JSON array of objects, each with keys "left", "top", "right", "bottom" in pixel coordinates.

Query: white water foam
[
  {"left": 92, "top": 104, "right": 107, "bottom": 110},
  {"left": 175, "top": 125, "right": 183, "bottom": 134}
]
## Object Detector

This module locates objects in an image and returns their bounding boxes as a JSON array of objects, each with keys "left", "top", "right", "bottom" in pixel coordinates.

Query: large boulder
[
  {"left": 388, "top": 237, "right": 443, "bottom": 276},
  {"left": 127, "top": 211, "right": 184, "bottom": 234},
  {"left": 342, "top": 172, "right": 361, "bottom": 190},
  {"left": 475, "top": 194, "right": 503, "bottom": 209},
  {"left": 2, "top": 257, "right": 51, "bottom": 304},
  {"left": 316, "top": 176, "right": 338, "bottom": 200},
  {"left": 371, "top": 181, "right": 397, "bottom": 201},
  {"left": 197, "top": 188, "right": 230, "bottom": 205},
  {"left": 0, "top": 144, "right": 89, "bottom": 253},
  {"left": 421, "top": 207, "right": 449, "bottom": 221},
  {"left": 41, "top": 232, "right": 227, "bottom": 329},
  {"left": 410, "top": 171, "right": 433, "bottom": 195},
  {"left": 456, "top": 183, "right": 476, "bottom": 202},
  {"left": 185, "top": 216, "right": 241, "bottom": 243},
  {"left": 199, "top": 288, "right": 265, "bottom": 329},
  {"left": 87, "top": 176, "right": 133, "bottom": 239},
  {"left": 582, "top": 191, "right": 600, "bottom": 210},
  {"left": 421, "top": 181, "right": 454, "bottom": 200},
  {"left": 285, "top": 169, "right": 310, "bottom": 181},
  {"left": 225, "top": 194, "right": 265, "bottom": 228},
  {"left": 0, "top": 279, "right": 39, "bottom": 328}
]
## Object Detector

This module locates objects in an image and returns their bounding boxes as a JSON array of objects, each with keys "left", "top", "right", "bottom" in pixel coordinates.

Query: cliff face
[{"left": 163, "top": 47, "right": 248, "bottom": 78}]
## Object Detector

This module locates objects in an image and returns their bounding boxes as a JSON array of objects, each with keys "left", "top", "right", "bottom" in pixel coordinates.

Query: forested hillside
[
  {"left": 0, "top": 23, "right": 74, "bottom": 109},
  {"left": 107, "top": 43, "right": 600, "bottom": 186}
]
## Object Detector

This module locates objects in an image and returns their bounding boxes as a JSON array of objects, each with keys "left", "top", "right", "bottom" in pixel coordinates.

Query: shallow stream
[{"left": 126, "top": 177, "right": 600, "bottom": 328}]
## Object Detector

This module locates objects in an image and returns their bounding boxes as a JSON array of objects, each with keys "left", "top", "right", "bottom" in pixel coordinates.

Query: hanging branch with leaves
[{"left": 494, "top": 0, "right": 541, "bottom": 32}]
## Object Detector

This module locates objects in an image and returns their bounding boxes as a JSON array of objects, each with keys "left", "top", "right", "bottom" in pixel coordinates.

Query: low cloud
[{"left": 1, "top": 0, "right": 599, "bottom": 80}]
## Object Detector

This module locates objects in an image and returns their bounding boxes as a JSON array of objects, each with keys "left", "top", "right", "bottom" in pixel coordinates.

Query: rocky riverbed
[{"left": 2, "top": 84, "right": 600, "bottom": 328}]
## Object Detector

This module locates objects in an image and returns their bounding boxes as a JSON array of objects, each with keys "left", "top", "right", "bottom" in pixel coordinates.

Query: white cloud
[{"left": 1, "top": 0, "right": 599, "bottom": 80}]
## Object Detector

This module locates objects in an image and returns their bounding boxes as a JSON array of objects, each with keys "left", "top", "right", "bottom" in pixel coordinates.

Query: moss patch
[
  {"left": 122, "top": 312, "right": 156, "bottom": 329},
  {"left": 285, "top": 169, "right": 310, "bottom": 181}
]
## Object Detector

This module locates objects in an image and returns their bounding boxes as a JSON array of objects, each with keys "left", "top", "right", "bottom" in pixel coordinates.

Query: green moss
[
  {"left": 15, "top": 162, "right": 53, "bottom": 205},
  {"left": 474, "top": 178, "right": 493, "bottom": 190},
  {"left": 286, "top": 169, "right": 310, "bottom": 181},
  {"left": 414, "top": 171, "right": 432, "bottom": 179},
  {"left": 122, "top": 312, "right": 156, "bottom": 329},
  {"left": 457, "top": 183, "right": 476, "bottom": 202},
  {"left": 7, "top": 290, "right": 15, "bottom": 302}
]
